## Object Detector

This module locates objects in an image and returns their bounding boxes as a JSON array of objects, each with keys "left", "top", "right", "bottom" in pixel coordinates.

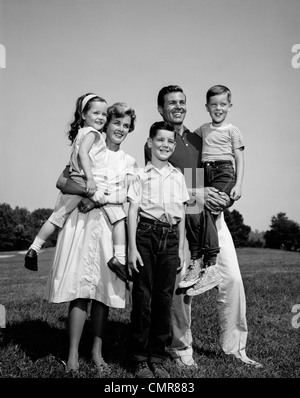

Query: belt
[
  {"left": 201, "top": 160, "right": 233, "bottom": 167},
  {"left": 139, "top": 217, "right": 178, "bottom": 229}
]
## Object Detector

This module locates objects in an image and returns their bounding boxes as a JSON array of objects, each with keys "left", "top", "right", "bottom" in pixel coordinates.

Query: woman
[{"left": 45, "top": 102, "right": 137, "bottom": 372}]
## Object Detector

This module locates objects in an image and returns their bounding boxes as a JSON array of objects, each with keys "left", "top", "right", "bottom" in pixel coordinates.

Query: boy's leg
[
  {"left": 186, "top": 209, "right": 222, "bottom": 296},
  {"left": 178, "top": 213, "right": 203, "bottom": 288},
  {"left": 200, "top": 209, "right": 220, "bottom": 265},
  {"left": 130, "top": 222, "right": 154, "bottom": 377},
  {"left": 148, "top": 226, "right": 179, "bottom": 372},
  {"left": 185, "top": 163, "right": 235, "bottom": 295}
]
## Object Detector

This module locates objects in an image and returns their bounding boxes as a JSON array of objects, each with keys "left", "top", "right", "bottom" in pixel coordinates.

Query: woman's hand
[{"left": 78, "top": 197, "right": 96, "bottom": 213}]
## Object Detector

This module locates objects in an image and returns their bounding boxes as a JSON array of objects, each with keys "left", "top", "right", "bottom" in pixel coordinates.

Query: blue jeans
[
  {"left": 130, "top": 218, "right": 180, "bottom": 363},
  {"left": 186, "top": 161, "right": 236, "bottom": 262}
]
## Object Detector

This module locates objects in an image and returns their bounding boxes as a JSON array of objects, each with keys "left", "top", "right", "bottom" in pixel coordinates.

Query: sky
[{"left": 0, "top": 0, "right": 299, "bottom": 232}]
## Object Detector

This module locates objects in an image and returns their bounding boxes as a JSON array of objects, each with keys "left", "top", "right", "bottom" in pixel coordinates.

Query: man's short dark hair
[{"left": 157, "top": 85, "right": 185, "bottom": 108}]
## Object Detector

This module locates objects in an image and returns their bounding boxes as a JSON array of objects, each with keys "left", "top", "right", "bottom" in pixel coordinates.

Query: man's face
[{"left": 158, "top": 91, "right": 187, "bottom": 126}]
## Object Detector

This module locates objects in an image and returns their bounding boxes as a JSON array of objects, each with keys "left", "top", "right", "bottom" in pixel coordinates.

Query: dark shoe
[
  {"left": 149, "top": 362, "right": 170, "bottom": 378},
  {"left": 135, "top": 362, "right": 154, "bottom": 378},
  {"left": 24, "top": 249, "right": 38, "bottom": 271},
  {"left": 107, "top": 256, "right": 132, "bottom": 283}
]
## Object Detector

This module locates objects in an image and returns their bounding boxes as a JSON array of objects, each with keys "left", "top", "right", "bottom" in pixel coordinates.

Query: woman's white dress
[{"left": 45, "top": 149, "right": 137, "bottom": 307}]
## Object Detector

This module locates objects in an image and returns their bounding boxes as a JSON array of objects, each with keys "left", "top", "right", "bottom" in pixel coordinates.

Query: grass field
[{"left": 0, "top": 247, "right": 299, "bottom": 379}]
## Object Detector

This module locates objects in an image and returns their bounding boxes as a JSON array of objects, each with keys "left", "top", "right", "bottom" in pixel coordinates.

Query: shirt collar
[{"left": 144, "top": 161, "right": 180, "bottom": 174}]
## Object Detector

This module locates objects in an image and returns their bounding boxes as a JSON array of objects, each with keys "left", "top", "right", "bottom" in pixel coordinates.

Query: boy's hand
[
  {"left": 230, "top": 185, "right": 242, "bottom": 201},
  {"left": 128, "top": 249, "right": 144, "bottom": 273},
  {"left": 176, "top": 249, "right": 185, "bottom": 274}
]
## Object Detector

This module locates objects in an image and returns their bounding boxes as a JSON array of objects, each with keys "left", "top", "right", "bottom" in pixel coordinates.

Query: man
[{"left": 144, "top": 85, "right": 262, "bottom": 369}]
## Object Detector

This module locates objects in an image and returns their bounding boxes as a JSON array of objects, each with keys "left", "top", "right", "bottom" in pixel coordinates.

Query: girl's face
[
  {"left": 82, "top": 100, "right": 108, "bottom": 131},
  {"left": 105, "top": 115, "right": 131, "bottom": 148},
  {"left": 205, "top": 93, "right": 232, "bottom": 127}
]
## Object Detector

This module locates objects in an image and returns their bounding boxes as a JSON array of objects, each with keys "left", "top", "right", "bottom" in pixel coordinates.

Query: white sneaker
[
  {"left": 186, "top": 266, "right": 222, "bottom": 296},
  {"left": 178, "top": 258, "right": 203, "bottom": 288}
]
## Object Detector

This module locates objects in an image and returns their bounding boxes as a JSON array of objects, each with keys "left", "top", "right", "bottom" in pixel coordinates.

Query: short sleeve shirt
[
  {"left": 195, "top": 123, "right": 244, "bottom": 162},
  {"left": 127, "top": 162, "right": 190, "bottom": 225}
]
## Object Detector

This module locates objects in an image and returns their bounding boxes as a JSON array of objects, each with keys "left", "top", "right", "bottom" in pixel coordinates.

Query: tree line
[{"left": 0, "top": 203, "right": 299, "bottom": 252}]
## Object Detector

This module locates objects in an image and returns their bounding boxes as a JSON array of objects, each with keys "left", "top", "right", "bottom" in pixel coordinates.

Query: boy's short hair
[
  {"left": 149, "top": 121, "right": 176, "bottom": 139},
  {"left": 157, "top": 85, "right": 185, "bottom": 108},
  {"left": 206, "top": 85, "right": 232, "bottom": 103}
]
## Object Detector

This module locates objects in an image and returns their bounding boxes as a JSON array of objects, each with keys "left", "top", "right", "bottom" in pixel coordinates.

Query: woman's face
[{"left": 105, "top": 115, "right": 131, "bottom": 148}]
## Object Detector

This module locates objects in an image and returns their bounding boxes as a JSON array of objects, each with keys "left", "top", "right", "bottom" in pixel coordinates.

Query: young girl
[
  {"left": 24, "top": 93, "right": 128, "bottom": 274},
  {"left": 45, "top": 102, "right": 137, "bottom": 372}
]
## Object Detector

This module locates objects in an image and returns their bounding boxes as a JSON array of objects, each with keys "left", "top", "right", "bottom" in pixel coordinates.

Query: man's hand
[
  {"left": 204, "top": 187, "right": 232, "bottom": 214},
  {"left": 78, "top": 197, "right": 96, "bottom": 213}
]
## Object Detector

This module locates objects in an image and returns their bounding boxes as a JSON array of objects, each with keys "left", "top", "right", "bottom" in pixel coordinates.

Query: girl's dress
[{"left": 45, "top": 149, "right": 137, "bottom": 307}]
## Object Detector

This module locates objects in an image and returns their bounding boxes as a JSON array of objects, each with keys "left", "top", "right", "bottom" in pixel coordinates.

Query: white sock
[
  {"left": 30, "top": 236, "right": 46, "bottom": 253},
  {"left": 114, "top": 245, "right": 126, "bottom": 265}
]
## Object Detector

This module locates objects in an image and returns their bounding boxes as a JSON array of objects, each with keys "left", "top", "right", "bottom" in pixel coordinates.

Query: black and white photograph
[{"left": 0, "top": 0, "right": 299, "bottom": 383}]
